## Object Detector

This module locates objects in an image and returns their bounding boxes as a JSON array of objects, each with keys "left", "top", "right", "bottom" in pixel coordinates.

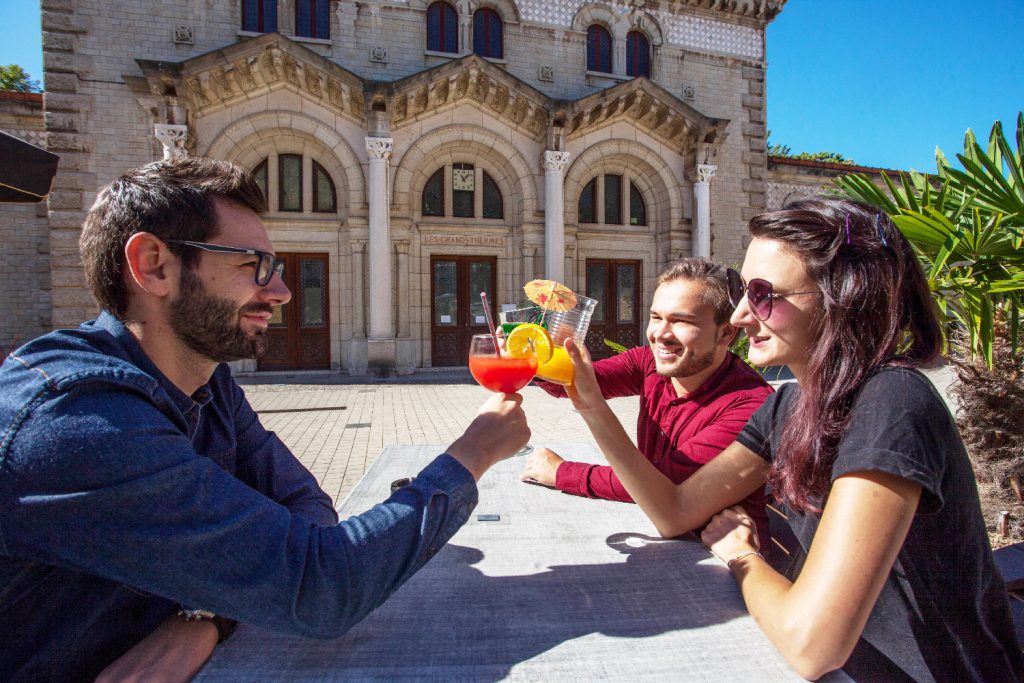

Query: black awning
[{"left": 0, "top": 130, "right": 60, "bottom": 203}]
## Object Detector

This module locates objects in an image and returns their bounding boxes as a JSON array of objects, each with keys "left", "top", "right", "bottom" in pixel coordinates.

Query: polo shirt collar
[{"left": 665, "top": 351, "right": 739, "bottom": 403}]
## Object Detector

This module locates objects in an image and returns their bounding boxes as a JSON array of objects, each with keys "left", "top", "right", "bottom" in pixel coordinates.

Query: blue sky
[{"left": 2, "top": 1, "right": 1022, "bottom": 173}]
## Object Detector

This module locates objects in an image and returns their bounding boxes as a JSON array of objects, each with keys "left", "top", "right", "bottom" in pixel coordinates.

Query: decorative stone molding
[
  {"left": 173, "top": 25, "right": 194, "bottom": 45},
  {"left": 422, "top": 234, "right": 507, "bottom": 247},
  {"left": 538, "top": 65, "right": 555, "bottom": 82},
  {"left": 681, "top": 83, "right": 696, "bottom": 102},
  {"left": 154, "top": 124, "right": 189, "bottom": 160},
  {"left": 365, "top": 137, "right": 393, "bottom": 161},
  {"left": 696, "top": 163, "right": 717, "bottom": 184},
  {"left": 137, "top": 34, "right": 366, "bottom": 125},
  {"left": 543, "top": 150, "right": 571, "bottom": 172},
  {"left": 370, "top": 46, "right": 388, "bottom": 63}
]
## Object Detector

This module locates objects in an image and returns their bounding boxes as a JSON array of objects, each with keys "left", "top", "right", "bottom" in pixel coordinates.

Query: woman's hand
[
  {"left": 701, "top": 505, "right": 760, "bottom": 564},
  {"left": 563, "top": 338, "right": 606, "bottom": 414}
]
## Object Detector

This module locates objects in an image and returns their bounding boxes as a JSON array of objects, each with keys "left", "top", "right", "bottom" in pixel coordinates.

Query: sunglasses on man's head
[
  {"left": 726, "top": 268, "right": 817, "bottom": 321},
  {"left": 165, "top": 240, "right": 285, "bottom": 287}
]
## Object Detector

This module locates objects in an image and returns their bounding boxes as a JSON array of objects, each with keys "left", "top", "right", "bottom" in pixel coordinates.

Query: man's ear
[
  {"left": 124, "top": 232, "right": 176, "bottom": 298},
  {"left": 717, "top": 322, "right": 739, "bottom": 348}
]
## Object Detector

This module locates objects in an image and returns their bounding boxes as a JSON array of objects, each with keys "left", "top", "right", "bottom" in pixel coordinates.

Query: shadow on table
[{"left": 247, "top": 532, "right": 755, "bottom": 680}]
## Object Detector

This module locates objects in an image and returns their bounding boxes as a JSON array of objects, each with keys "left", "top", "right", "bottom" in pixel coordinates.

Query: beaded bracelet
[{"left": 726, "top": 550, "right": 764, "bottom": 570}]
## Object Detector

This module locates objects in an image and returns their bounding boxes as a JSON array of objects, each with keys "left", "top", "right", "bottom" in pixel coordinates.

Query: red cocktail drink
[{"left": 469, "top": 355, "right": 538, "bottom": 393}]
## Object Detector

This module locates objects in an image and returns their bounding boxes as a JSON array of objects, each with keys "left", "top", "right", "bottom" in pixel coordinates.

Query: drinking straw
[{"left": 480, "top": 291, "right": 500, "bottom": 350}]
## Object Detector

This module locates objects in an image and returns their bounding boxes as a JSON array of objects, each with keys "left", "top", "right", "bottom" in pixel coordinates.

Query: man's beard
[
  {"left": 653, "top": 346, "right": 717, "bottom": 379},
  {"left": 169, "top": 268, "right": 272, "bottom": 363}
]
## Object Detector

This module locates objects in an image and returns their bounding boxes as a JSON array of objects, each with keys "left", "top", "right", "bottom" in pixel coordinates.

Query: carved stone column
[
  {"left": 350, "top": 240, "right": 366, "bottom": 340},
  {"left": 395, "top": 240, "right": 410, "bottom": 338},
  {"left": 154, "top": 124, "right": 188, "bottom": 161},
  {"left": 693, "top": 164, "right": 717, "bottom": 258},
  {"left": 366, "top": 137, "right": 394, "bottom": 339},
  {"left": 543, "top": 150, "right": 570, "bottom": 282}
]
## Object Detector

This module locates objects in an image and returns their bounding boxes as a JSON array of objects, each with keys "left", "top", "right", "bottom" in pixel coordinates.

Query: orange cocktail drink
[{"left": 535, "top": 346, "right": 574, "bottom": 385}]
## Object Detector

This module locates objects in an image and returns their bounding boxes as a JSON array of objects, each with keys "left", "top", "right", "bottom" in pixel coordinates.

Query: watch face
[{"left": 453, "top": 168, "right": 475, "bottom": 191}]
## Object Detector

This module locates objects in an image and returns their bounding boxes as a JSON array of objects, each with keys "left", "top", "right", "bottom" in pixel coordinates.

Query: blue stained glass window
[
  {"left": 626, "top": 31, "right": 650, "bottom": 78},
  {"left": 587, "top": 25, "right": 612, "bottom": 73},
  {"left": 296, "top": 0, "right": 329, "bottom": 39},
  {"left": 427, "top": 2, "right": 458, "bottom": 54},
  {"left": 473, "top": 9, "right": 503, "bottom": 59},
  {"left": 242, "top": 0, "right": 278, "bottom": 33}
]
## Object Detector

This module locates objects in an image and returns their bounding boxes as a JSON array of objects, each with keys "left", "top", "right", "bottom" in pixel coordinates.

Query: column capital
[
  {"left": 154, "top": 124, "right": 188, "bottom": 161},
  {"left": 696, "top": 163, "right": 717, "bottom": 184},
  {"left": 395, "top": 240, "right": 410, "bottom": 255},
  {"left": 365, "top": 137, "right": 393, "bottom": 160},
  {"left": 543, "top": 150, "right": 571, "bottom": 172},
  {"left": 350, "top": 239, "right": 367, "bottom": 253}
]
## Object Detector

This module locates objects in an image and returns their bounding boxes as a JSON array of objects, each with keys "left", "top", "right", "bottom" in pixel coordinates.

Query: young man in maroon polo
[{"left": 520, "top": 258, "right": 773, "bottom": 543}]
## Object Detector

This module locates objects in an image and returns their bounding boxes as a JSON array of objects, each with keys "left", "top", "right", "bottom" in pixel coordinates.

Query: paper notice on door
[
  {"left": 440, "top": 315, "right": 452, "bottom": 323},
  {"left": 474, "top": 315, "right": 486, "bottom": 324}
]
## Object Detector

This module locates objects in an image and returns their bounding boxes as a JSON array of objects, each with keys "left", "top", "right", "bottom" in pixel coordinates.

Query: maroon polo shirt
[{"left": 538, "top": 346, "right": 773, "bottom": 542}]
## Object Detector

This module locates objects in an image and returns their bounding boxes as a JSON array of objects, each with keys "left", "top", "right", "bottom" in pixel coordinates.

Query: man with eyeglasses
[
  {"left": 520, "top": 258, "right": 773, "bottom": 546},
  {"left": 0, "top": 158, "right": 529, "bottom": 682}
]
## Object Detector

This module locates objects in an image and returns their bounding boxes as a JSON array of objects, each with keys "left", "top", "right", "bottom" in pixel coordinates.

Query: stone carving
[
  {"left": 696, "top": 163, "right": 717, "bottom": 184},
  {"left": 490, "top": 84, "right": 509, "bottom": 113},
  {"left": 186, "top": 77, "right": 210, "bottom": 106},
  {"left": 453, "top": 70, "right": 469, "bottom": 97},
  {"left": 210, "top": 67, "right": 232, "bottom": 99},
  {"left": 173, "top": 25, "right": 194, "bottom": 45},
  {"left": 528, "top": 107, "right": 547, "bottom": 136},
  {"left": 394, "top": 94, "right": 408, "bottom": 120},
  {"left": 305, "top": 64, "right": 323, "bottom": 98},
  {"left": 422, "top": 234, "right": 506, "bottom": 246},
  {"left": 412, "top": 85, "right": 428, "bottom": 113},
  {"left": 281, "top": 54, "right": 301, "bottom": 87},
  {"left": 154, "top": 124, "right": 188, "bottom": 161},
  {"left": 233, "top": 58, "right": 257, "bottom": 89},
  {"left": 509, "top": 96, "right": 528, "bottom": 124},
  {"left": 370, "top": 46, "right": 388, "bottom": 63},
  {"left": 433, "top": 77, "right": 449, "bottom": 105},
  {"left": 326, "top": 78, "right": 344, "bottom": 108},
  {"left": 544, "top": 150, "right": 571, "bottom": 172},
  {"left": 538, "top": 65, "right": 554, "bottom": 82},
  {"left": 681, "top": 83, "right": 696, "bottom": 102},
  {"left": 470, "top": 72, "right": 489, "bottom": 101},
  {"left": 365, "top": 137, "right": 393, "bottom": 160},
  {"left": 349, "top": 88, "right": 365, "bottom": 118},
  {"left": 259, "top": 49, "right": 279, "bottom": 81}
]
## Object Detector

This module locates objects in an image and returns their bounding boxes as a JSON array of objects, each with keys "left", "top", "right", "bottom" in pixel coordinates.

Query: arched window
[
  {"left": 629, "top": 183, "right": 647, "bottom": 225},
  {"left": 587, "top": 25, "right": 612, "bottom": 73},
  {"left": 427, "top": 2, "right": 458, "bottom": 54},
  {"left": 296, "top": 0, "right": 330, "bottom": 39},
  {"left": 312, "top": 161, "right": 336, "bottom": 213},
  {"left": 279, "top": 154, "right": 303, "bottom": 212},
  {"left": 421, "top": 165, "right": 504, "bottom": 220},
  {"left": 253, "top": 159, "right": 268, "bottom": 203},
  {"left": 473, "top": 8, "right": 503, "bottom": 59},
  {"left": 626, "top": 31, "right": 650, "bottom": 78},
  {"left": 242, "top": 0, "right": 277, "bottom": 33},
  {"left": 579, "top": 173, "right": 647, "bottom": 226}
]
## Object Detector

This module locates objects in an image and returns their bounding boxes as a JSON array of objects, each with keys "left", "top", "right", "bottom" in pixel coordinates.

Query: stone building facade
[
  {"left": 0, "top": 91, "right": 52, "bottom": 351},
  {"left": 10, "top": 0, "right": 794, "bottom": 374}
]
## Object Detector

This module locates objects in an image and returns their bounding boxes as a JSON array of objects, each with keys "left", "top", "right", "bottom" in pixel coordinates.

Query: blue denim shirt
[{"left": 0, "top": 313, "right": 478, "bottom": 682}]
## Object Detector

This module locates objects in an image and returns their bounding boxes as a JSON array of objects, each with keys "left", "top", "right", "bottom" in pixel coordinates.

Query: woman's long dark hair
[{"left": 749, "top": 196, "right": 943, "bottom": 513}]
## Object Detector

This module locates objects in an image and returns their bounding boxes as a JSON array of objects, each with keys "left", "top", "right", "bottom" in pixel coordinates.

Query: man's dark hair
[
  {"left": 79, "top": 157, "right": 267, "bottom": 318},
  {"left": 655, "top": 257, "right": 733, "bottom": 325}
]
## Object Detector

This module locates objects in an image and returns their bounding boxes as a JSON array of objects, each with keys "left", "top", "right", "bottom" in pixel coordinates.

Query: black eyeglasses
[
  {"left": 726, "top": 268, "right": 818, "bottom": 321},
  {"left": 165, "top": 240, "right": 284, "bottom": 287}
]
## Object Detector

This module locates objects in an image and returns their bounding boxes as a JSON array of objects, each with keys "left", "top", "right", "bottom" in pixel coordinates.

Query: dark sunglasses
[
  {"left": 165, "top": 240, "right": 285, "bottom": 287},
  {"left": 726, "top": 268, "right": 817, "bottom": 321}
]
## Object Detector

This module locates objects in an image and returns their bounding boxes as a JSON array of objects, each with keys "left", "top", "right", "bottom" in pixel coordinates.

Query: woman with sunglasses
[{"left": 562, "top": 196, "right": 1023, "bottom": 680}]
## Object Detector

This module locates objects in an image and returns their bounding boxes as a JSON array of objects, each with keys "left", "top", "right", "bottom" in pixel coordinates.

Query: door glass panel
[
  {"left": 434, "top": 261, "right": 457, "bottom": 325},
  {"left": 269, "top": 304, "right": 285, "bottom": 326},
  {"left": 300, "top": 259, "right": 325, "bottom": 327},
  {"left": 587, "top": 262, "right": 607, "bottom": 323},
  {"left": 279, "top": 154, "right": 302, "bottom": 211},
  {"left": 578, "top": 178, "right": 595, "bottom": 223},
  {"left": 468, "top": 261, "right": 493, "bottom": 326},
  {"left": 616, "top": 264, "right": 636, "bottom": 323}
]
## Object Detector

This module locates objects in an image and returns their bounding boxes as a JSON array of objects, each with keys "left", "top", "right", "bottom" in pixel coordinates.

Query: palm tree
[{"left": 834, "top": 114, "right": 1024, "bottom": 366}]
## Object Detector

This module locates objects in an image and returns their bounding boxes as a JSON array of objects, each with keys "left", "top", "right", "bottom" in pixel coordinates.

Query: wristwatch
[{"left": 177, "top": 607, "right": 239, "bottom": 644}]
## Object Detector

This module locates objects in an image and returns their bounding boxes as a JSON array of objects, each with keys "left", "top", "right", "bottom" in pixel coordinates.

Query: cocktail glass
[{"left": 468, "top": 333, "right": 536, "bottom": 456}]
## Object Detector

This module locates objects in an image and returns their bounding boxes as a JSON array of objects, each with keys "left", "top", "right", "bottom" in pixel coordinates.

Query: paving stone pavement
[
  {"left": 238, "top": 374, "right": 641, "bottom": 506},
  {"left": 239, "top": 364, "right": 956, "bottom": 508}
]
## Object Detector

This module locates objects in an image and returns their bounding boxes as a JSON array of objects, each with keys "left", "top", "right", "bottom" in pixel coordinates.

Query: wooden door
[
  {"left": 258, "top": 252, "right": 330, "bottom": 370},
  {"left": 585, "top": 259, "right": 642, "bottom": 360},
  {"left": 431, "top": 255, "right": 497, "bottom": 366}
]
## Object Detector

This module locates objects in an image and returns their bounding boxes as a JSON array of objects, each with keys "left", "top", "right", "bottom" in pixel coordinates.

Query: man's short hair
[
  {"left": 655, "top": 258, "right": 733, "bottom": 325},
  {"left": 79, "top": 157, "right": 267, "bottom": 318}
]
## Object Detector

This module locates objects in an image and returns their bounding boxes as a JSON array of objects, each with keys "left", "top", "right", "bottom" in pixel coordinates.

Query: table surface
[{"left": 197, "top": 443, "right": 806, "bottom": 682}]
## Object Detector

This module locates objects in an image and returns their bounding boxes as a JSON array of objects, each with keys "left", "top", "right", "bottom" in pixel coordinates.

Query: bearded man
[
  {"left": 521, "top": 258, "right": 773, "bottom": 544},
  {"left": 0, "top": 158, "right": 529, "bottom": 682}
]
